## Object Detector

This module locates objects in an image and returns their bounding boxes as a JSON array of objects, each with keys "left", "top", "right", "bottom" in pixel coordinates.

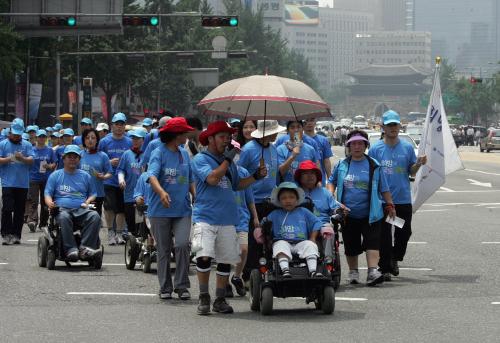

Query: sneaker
[
  {"left": 108, "top": 233, "right": 117, "bottom": 246},
  {"left": 391, "top": 259, "right": 400, "bottom": 276},
  {"left": 66, "top": 250, "right": 79, "bottom": 262},
  {"left": 367, "top": 269, "right": 384, "bottom": 286},
  {"left": 78, "top": 247, "right": 97, "bottom": 260},
  {"left": 159, "top": 291, "right": 172, "bottom": 300},
  {"left": 12, "top": 236, "right": 20, "bottom": 244},
  {"left": 383, "top": 272, "right": 392, "bottom": 282},
  {"left": 115, "top": 235, "right": 125, "bottom": 245},
  {"left": 2, "top": 236, "right": 11, "bottom": 245},
  {"left": 197, "top": 293, "right": 211, "bottom": 315},
  {"left": 347, "top": 270, "right": 360, "bottom": 284},
  {"left": 281, "top": 268, "right": 292, "bottom": 278},
  {"left": 175, "top": 289, "right": 191, "bottom": 300},
  {"left": 225, "top": 284, "right": 234, "bottom": 298},
  {"left": 28, "top": 222, "right": 36, "bottom": 233},
  {"left": 309, "top": 271, "right": 324, "bottom": 278},
  {"left": 212, "top": 297, "right": 234, "bottom": 314},
  {"left": 231, "top": 275, "right": 246, "bottom": 296}
]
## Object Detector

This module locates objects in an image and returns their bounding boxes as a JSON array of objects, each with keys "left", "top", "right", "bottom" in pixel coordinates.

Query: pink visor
[{"left": 346, "top": 134, "right": 369, "bottom": 146}]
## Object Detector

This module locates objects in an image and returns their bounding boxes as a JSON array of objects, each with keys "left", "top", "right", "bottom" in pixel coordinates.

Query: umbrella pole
[{"left": 260, "top": 100, "right": 267, "bottom": 168}]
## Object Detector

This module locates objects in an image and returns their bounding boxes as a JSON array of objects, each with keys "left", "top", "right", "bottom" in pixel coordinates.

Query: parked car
[
  {"left": 367, "top": 132, "right": 419, "bottom": 157},
  {"left": 479, "top": 128, "right": 500, "bottom": 153},
  {"left": 405, "top": 125, "right": 423, "bottom": 145}
]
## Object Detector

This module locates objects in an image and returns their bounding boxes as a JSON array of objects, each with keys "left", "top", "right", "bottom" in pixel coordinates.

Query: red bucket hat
[
  {"left": 294, "top": 160, "right": 322, "bottom": 183},
  {"left": 159, "top": 117, "right": 194, "bottom": 133},
  {"left": 199, "top": 121, "right": 236, "bottom": 146}
]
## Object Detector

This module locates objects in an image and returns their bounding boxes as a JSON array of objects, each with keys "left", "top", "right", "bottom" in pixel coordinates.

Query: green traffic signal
[
  {"left": 67, "top": 16, "right": 76, "bottom": 26},
  {"left": 150, "top": 16, "right": 159, "bottom": 26},
  {"left": 229, "top": 17, "right": 238, "bottom": 26}
]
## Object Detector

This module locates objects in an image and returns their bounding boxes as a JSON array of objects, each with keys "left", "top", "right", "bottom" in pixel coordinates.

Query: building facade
[
  {"left": 283, "top": 6, "right": 374, "bottom": 90},
  {"left": 354, "top": 31, "right": 432, "bottom": 71}
]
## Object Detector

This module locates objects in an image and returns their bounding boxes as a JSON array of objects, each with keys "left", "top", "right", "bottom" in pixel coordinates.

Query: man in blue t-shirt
[
  {"left": 368, "top": 110, "right": 427, "bottom": 280},
  {"left": 303, "top": 118, "right": 334, "bottom": 185},
  {"left": 192, "top": 121, "right": 266, "bottom": 315},
  {"left": 73, "top": 117, "right": 93, "bottom": 147},
  {"left": 98, "top": 112, "right": 132, "bottom": 245},
  {"left": 0, "top": 120, "right": 34, "bottom": 245},
  {"left": 44, "top": 145, "right": 101, "bottom": 261}
]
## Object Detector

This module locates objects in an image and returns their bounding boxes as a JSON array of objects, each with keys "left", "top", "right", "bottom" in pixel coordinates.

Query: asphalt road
[{"left": 0, "top": 146, "right": 499, "bottom": 343}]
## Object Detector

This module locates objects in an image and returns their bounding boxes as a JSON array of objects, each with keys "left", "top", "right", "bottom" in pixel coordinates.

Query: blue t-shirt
[
  {"left": 307, "top": 134, "right": 333, "bottom": 184},
  {"left": 73, "top": 136, "right": 83, "bottom": 146},
  {"left": 98, "top": 135, "right": 132, "bottom": 187},
  {"left": 329, "top": 158, "right": 389, "bottom": 219},
  {"left": 117, "top": 149, "right": 144, "bottom": 203},
  {"left": 235, "top": 167, "right": 254, "bottom": 232},
  {"left": 303, "top": 187, "right": 340, "bottom": 224},
  {"left": 80, "top": 151, "right": 112, "bottom": 198},
  {"left": 45, "top": 169, "right": 97, "bottom": 209},
  {"left": 368, "top": 139, "right": 417, "bottom": 204},
  {"left": 267, "top": 207, "right": 322, "bottom": 242},
  {"left": 133, "top": 172, "right": 151, "bottom": 207},
  {"left": 55, "top": 145, "right": 66, "bottom": 169},
  {"left": 147, "top": 145, "right": 192, "bottom": 218},
  {"left": 142, "top": 129, "right": 158, "bottom": 150},
  {"left": 192, "top": 151, "right": 240, "bottom": 225},
  {"left": 274, "top": 133, "right": 320, "bottom": 157},
  {"left": 0, "top": 139, "right": 35, "bottom": 188},
  {"left": 31, "top": 146, "right": 56, "bottom": 182},
  {"left": 238, "top": 140, "right": 278, "bottom": 203},
  {"left": 277, "top": 142, "right": 317, "bottom": 182},
  {"left": 142, "top": 137, "right": 162, "bottom": 167}
]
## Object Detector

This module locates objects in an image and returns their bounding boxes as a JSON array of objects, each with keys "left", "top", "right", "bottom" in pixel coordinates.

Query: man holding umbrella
[{"left": 192, "top": 121, "right": 267, "bottom": 315}]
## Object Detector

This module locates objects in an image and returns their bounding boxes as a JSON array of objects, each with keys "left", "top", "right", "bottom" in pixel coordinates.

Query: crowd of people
[{"left": 0, "top": 109, "right": 426, "bottom": 315}]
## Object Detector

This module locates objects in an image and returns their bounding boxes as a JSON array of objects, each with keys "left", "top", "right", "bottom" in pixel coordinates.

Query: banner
[
  {"left": 28, "top": 83, "right": 43, "bottom": 120},
  {"left": 284, "top": 1, "right": 319, "bottom": 26},
  {"left": 411, "top": 62, "right": 463, "bottom": 212},
  {"left": 68, "top": 90, "right": 76, "bottom": 113}
]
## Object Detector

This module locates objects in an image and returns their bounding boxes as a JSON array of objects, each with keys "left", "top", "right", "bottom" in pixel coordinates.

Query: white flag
[{"left": 411, "top": 64, "right": 464, "bottom": 213}]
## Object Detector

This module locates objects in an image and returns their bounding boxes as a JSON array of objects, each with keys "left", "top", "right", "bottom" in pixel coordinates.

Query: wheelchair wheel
[
  {"left": 260, "top": 287, "right": 273, "bottom": 315},
  {"left": 249, "top": 269, "right": 261, "bottom": 311},
  {"left": 47, "top": 250, "right": 56, "bottom": 270},
  {"left": 37, "top": 236, "right": 49, "bottom": 267},
  {"left": 142, "top": 254, "right": 152, "bottom": 273},
  {"left": 125, "top": 237, "right": 139, "bottom": 270},
  {"left": 93, "top": 250, "right": 103, "bottom": 270},
  {"left": 321, "top": 286, "right": 335, "bottom": 315}
]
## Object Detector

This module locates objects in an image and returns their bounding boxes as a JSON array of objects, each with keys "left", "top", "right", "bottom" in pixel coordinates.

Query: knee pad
[
  {"left": 196, "top": 257, "right": 212, "bottom": 273},
  {"left": 216, "top": 263, "right": 231, "bottom": 277}
]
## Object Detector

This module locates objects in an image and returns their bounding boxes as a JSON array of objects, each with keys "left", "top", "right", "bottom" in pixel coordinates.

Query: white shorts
[
  {"left": 272, "top": 240, "right": 319, "bottom": 260},
  {"left": 192, "top": 222, "right": 240, "bottom": 264},
  {"left": 237, "top": 231, "right": 248, "bottom": 245}
]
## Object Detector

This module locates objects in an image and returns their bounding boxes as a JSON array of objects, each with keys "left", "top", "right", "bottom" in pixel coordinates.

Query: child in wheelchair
[{"left": 256, "top": 182, "right": 323, "bottom": 278}]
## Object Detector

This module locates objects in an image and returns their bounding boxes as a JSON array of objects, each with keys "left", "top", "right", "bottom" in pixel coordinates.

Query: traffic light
[
  {"left": 39, "top": 16, "right": 77, "bottom": 27},
  {"left": 201, "top": 15, "right": 239, "bottom": 27},
  {"left": 470, "top": 77, "right": 483, "bottom": 84},
  {"left": 82, "top": 78, "right": 92, "bottom": 117},
  {"left": 122, "top": 16, "right": 159, "bottom": 26}
]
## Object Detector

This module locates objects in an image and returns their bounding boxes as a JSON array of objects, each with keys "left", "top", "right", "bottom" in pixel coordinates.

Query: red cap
[
  {"left": 159, "top": 117, "right": 194, "bottom": 133},
  {"left": 199, "top": 121, "right": 236, "bottom": 146},
  {"left": 294, "top": 160, "right": 322, "bottom": 183}
]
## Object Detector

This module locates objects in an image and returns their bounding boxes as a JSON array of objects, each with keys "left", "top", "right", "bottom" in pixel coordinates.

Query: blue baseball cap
[
  {"left": 128, "top": 130, "right": 147, "bottom": 139},
  {"left": 62, "top": 128, "right": 75, "bottom": 136},
  {"left": 112, "top": 112, "right": 127, "bottom": 123},
  {"left": 382, "top": 110, "right": 401, "bottom": 125},
  {"left": 36, "top": 129, "right": 48, "bottom": 137},
  {"left": 229, "top": 118, "right": 240, "bottom": 125},
  {"left": 53, "top": 123, "right": 63, "bottom": 130},
  {"left": 63, "top": 144, "right": 82, "bottom": 156},
  {"left": 13, "top": 118, "right": 24, "bottom": 126},
  {"left": 22, "top": 133, "right": 30, "bottom": 140},
  {"left": 33, "top": 125, "right": 39, "bottom": 131},
  {"left": 142, "top": 118, "right": 153, "bottom": 127},
  {"left": 51, "top": 132, "right": 61, "bottom": 138},
  {"left": 26, "top": 125, "right": 36, "bottom": 133},
  {"left": 81, "top": 117, "right": 93, "bottom": 125},
  {"left": 10, "top": 121, "right": 25, "bottom": 135},
  {"left": 1, "top": 128, "right": 7, "bottom": 136},
  {"left": 46, "top": 127, "right": 54, "bottom": 132}
]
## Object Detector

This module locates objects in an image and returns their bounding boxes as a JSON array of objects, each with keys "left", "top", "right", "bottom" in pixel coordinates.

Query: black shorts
[
  {"left": 342, "top": 217, "right": 381, "bottom": 256},
  {"left": 103, "top": 186, "right": 125, "bottom": 213}
]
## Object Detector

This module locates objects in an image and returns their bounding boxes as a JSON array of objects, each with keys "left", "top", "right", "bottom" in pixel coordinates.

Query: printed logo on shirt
[
  {"left": 217, "top": 175, "right": 231, "bottom": 189},
  {"left": 130, "top": 162, "right": 141, "bottom": 175},
  {"left": 58, "top": 184, "right": 84, "bottom": 197}
]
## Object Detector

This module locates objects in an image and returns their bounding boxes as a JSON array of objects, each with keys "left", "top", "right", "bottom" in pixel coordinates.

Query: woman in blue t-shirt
[
  {"left": 328, "top": 129, "right": 395, "bottom": 287},
  {"left": 27, "top": 130, "right": 57, "bottom": 231},
  {"left": 79, "top": 128, "right": 113, "bottom": 217}
]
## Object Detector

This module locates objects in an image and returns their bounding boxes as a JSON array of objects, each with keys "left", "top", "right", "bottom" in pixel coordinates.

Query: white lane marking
[
  {"left": 425, "top": 202, "right": 500, "bottom": 207},
  {"left": 67, "top": 292, "right": 156, "bottom": 297},
  {"left": 486, "top": 207, "right": 500, "bottom": 209},
  {"left": 70, "top": 262, "right": 125, "bottom": 266},
  {"left": 417, "top": 209, "right": 448, "bottom": 212},
  {"left": 26, "top": 239, "right": 38, "bottom": 242},
  {"left": 436, "top": 190, "right": 500, "bottom": 193},
  {"left": 408, "top": 241, "right": 428, "bottom": 244},
  {"left": 289, "top": 296, "right": 367, "bottom": 301},
  {"left": 481, "top": 242, "right": 500, "bottom": 244},
  {"left": 466, "top": 179, "right": 492, "bottom": 188},
  {"left": 492, "top": 302, "right": 500, "bottom": 305},
  {"left": 358, "top": 267, "right": 432, "bottom": 271},
  {"left": 0, "top": 262, "right": 8, "bottom": 265},
  {"left": 439, "top": 187, "right": 455, "bottom": 192},
  {"left": 465, "top": 169, "right": 500, "bottom": 177}
]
